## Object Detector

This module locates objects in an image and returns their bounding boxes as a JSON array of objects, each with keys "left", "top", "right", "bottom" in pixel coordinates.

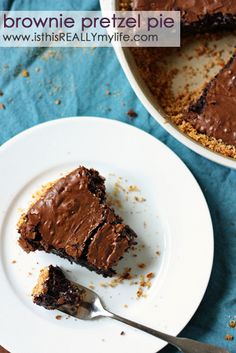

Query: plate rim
[{"left": 0, "top": 116, "right": 214, "bottom": 353}]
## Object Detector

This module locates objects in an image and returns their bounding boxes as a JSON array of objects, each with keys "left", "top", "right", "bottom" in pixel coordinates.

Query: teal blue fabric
[{"left": 0, "top": 1, "right": 235, "bottom": 353}]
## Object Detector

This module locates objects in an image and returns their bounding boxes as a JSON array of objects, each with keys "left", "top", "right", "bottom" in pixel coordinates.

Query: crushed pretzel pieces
[
  {"left": 21, "top": 69, "right": 29, "bottom": 77},
  {"left": 225, "top": 334, "right": 234, "bottom": 341},
  {"left": 229, "top": 320, "right": 236, "bottom": 328}
]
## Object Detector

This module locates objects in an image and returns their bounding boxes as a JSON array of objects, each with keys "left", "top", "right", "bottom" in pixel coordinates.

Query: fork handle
[{"left": 107, "top": 311, "right": 229, "bottom": 353}]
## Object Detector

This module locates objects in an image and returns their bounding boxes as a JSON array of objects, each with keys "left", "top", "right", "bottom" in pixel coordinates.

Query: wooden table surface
[{"left": 0, "top": 346, "right": 9, "bottom": 353}]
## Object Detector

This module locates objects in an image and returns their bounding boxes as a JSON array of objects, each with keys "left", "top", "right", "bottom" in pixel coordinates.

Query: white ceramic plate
[
  {"left": 100, "top": 0, "right": 236, "bottom": 169},
  {"left": 0, "top": 117, "right": 213, "bottom": 353}
]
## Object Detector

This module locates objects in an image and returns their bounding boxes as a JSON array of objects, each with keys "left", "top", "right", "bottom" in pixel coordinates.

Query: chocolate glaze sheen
[
  {"left": 87, "top": 208, "right": 129, "bottom": 271},
  {"left": 185, "top": 54, "right": 236, "bottom": 146},
  {"left": 132, "top": 0, "right": 236, "bottom": 23},
  {"left": 18, "top": 167, "right": 136, "bottom": 275},
  {"left": 19, "top": 168, "right": 105, "bottom": 257}
]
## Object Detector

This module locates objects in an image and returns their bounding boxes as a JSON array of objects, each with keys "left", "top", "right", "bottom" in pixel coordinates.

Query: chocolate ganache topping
[
  {"left": 184, "top": 54, "right": 236, "bottom": 146},
  {"left": 132, "top": 0, "right": 236, "bottom": 24},
  {"left": 18, "top": 167, "right": 136, "bottom": 276}
]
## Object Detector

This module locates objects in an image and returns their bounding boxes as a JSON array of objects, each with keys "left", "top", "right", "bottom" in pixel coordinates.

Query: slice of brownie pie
[
  {"left": 184, "top": 54, "right": 236, "bottom": 146},
  {"left": 32, "top": 265, "right": 82, "bottom": 310},
  {"left": 132, "top": 0, "right": 236, "bottom": 33},
  {"left": 18, "top": 167, "right": 136, "bottom": 276}
]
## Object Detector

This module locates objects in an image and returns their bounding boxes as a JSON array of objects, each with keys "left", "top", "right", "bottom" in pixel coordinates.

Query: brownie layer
[
  {"left": 18, "top": 167, "right": 136, "bottom": 276},
  {"left": 184, "top": 54, "right": 236, "bottom": 146},
  {"left": 87, "top": 208, "right": 131, "bottom": 271},
  {"left": 32, "top": 265, "right": 81, "bottom": 309},
  {"left": 132, "top": 0, "right": 236, "bottom": 33}
]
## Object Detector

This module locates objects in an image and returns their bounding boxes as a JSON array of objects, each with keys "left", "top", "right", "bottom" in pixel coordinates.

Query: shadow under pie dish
[{"left": 18, "top": 166, "right": 137, "bottom": 277}]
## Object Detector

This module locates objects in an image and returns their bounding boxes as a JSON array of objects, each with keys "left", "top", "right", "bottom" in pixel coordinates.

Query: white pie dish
[{"left": 100, "top": 0, "right": 236, "bottom": 169}]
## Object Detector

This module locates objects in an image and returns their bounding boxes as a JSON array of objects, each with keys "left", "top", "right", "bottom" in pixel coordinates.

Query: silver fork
[{"left": 59, "top": 282, "right": 230, "bottom": 353}]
